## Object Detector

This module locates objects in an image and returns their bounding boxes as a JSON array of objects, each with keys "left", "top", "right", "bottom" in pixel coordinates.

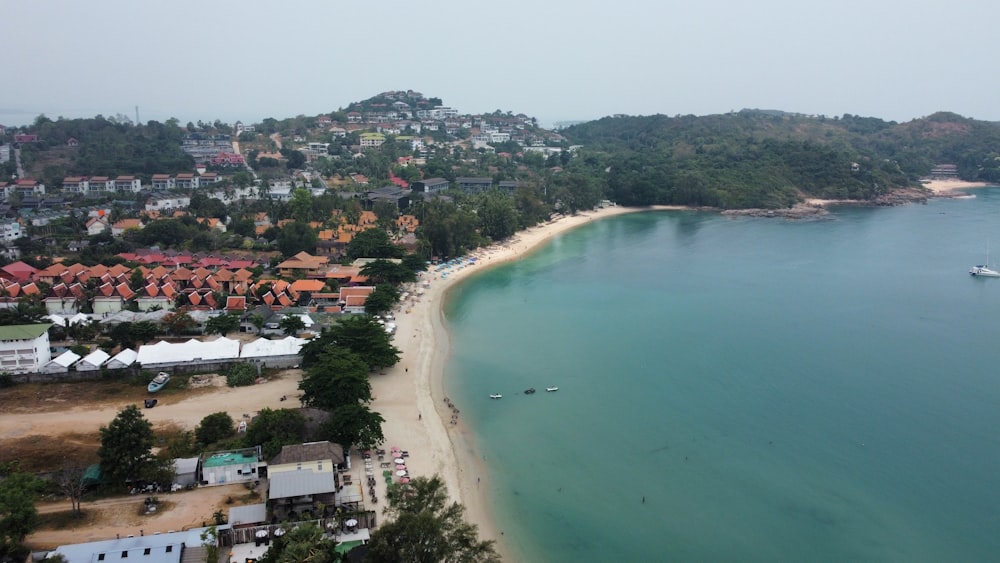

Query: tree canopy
[
  {"left": 195, "top": 412, "right": 237, "bottom": 446},
  {"left": 243, "top": 408, "right": 307, "bottom": 459},
  {"left": 98, "top": 405, "right": 156, "bottom": 486},
  {"left": 0, "top": 469, "right": 43, "bottom": 554},
  {"left": 300, "top": 315, "right": 400, "bottom": 371},
  {"left": 298, "top": 347, "right": 372, "bottom": 412},
  {"left": 366, "top": 475, "right": 499, "bottom": 563}
]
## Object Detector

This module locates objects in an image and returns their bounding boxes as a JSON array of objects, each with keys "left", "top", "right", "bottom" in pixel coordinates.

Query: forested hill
[{"left": 561, "top": 111, "right": 1000, "bottom": 209}]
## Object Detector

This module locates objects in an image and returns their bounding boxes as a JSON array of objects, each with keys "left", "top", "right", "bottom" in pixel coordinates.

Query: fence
[{"left": 221, "top": 513, "right": 377, "bottom": 547}]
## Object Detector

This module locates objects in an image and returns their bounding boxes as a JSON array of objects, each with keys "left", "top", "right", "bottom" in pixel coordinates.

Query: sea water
[{"left": 444, "top": 191, "right": 1000, "bottom": 562}]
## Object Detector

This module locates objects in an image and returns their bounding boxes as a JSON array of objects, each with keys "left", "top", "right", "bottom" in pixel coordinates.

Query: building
[
  {"left": 365, "top": 186, "right": 411, "bottom": 210},
  {"left": 174, "top": 173, "right": 199, "bottom": 190},
  {"left": 42, "top": 350, "right": 81, "bottom": 373},
  {"left": 201, "top": 446, "right": 264, "bottom": 485},
  {"left": 0, "top": 219, "right": 22, "bottom": 242},
  {"left": 114, "top": 176, "right": 142, "bottom": 193},
  {"left": 86, "top": 216, "right": 109, "bottom": 236},
  {"left": 276, "top": 251, "right": 329, "bottom": 277},
  {"left": 0, "top": 323, "right": 52, "bottom": 374},
  {"left": 267, "top": 441, "right": 345, "bottom": 519},
  {"left": 145, "top": 193, "right": 191, "bottom": 212},
  {"left": 455, "top": 177, "right": 493, "bottom": 194},
  {"left": 411, "top": 177, "right": 449, "bottom": 194},
  {"left": 13, "top": 179, "right": 46, "bottom": 198},
  {"left": 62, "top": 176, "right": 90, "bottom": 194},
  {"left": 76, "top": 349, "right": 111, "bottom": 371},
  {"left": 359, "top": 132, "right": 386, "bottom": 149},
  {"left": 51, "top": 527, "right": 213, "bottom": 563},
  {"left": 150, "top": 174, "right": 175, "bottom": 191},
  {"left": 88, "top": 176, "right": 114, "bottom": 192}
]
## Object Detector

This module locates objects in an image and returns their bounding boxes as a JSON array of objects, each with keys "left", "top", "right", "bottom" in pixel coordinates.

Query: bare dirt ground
[{"left": 0, "top": 369, "right": 304, "bottom": 549}]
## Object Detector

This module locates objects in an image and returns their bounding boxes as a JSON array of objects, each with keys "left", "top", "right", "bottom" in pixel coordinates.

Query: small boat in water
[
  {"left": 147, "top": 372, "right": 170, "bottom": 393},
  {"left": 970, "top": 241, "right": 1000, "bottom": 277},
  {"left": 489, "top": 393, "right": 503, "bottom": 400},
  {"left": 546, "top": 386, "right": 559, "bottom": 392},
  {"left": 524, "top": 388, "right": 536, "bottom": 394}
]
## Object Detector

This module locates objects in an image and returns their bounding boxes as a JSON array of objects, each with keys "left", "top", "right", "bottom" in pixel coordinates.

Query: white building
[
  {"left": 76, "top": 349, "right": 111, "bottom": 371},
  {"left": 0, "top": 219, "right": 21, "bottom": 242},
  {"left": 0, "top": 323, "right": 52, "bottom": 374},
  {"left": 42, "top": 350, "right": 80, "bottom": 374}
]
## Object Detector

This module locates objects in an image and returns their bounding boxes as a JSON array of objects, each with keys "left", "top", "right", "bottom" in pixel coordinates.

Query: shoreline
[
  {"left": 369, "top": 204, "right": 662, "bottom": 558},
  {"left": 920, "top": 179, "right": 994, "bottom": 194}
]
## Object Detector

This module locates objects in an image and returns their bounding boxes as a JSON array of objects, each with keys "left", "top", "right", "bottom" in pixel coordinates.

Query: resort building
[
  {"left": 201, "top": 446, "right": 264, "bottom": 486},
  {"left": 0, "top": 323, "right": 52, "bottom": 374}
]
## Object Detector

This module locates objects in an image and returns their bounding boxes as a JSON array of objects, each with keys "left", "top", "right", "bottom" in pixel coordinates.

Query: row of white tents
[{"left": 42, "top": 336, "right": 307, "bottom": 373}]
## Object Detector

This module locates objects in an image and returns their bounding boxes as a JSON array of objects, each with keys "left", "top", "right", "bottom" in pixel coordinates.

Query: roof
[
  {"left": 173, "top": 457, "right": 200, "bottom": 475},
  {"left": 240, "top": 336, "right": 307, "bottom": 359},
  {"left": 270, "top": 441, "right": 345, "bottom": 466},
  {"left": 228, "top": 503, "right": 267, "bottom": 526},
  {"left": 107, "top": 348, "right": 138, "bottom": 367},
  {"left": 0, "top": 323, "right": 51, "bottom": 341},
  {"left": 80, "top": 349, "right": 111, "bottom": 367},
  {"left": 48, "top": 350, "right": 81, "bottom": 368},
  {"left": 53, "top": 527, "right": 209, "bottom": 563},
  {"left": 136, "top": 337, "right": 240, "bottom": 366},
  {"left": 203, "top": 448, "right": 259, "bottom": 468},
  {"left": 268, "top": 468, "right": 336, "bottom": 500}
]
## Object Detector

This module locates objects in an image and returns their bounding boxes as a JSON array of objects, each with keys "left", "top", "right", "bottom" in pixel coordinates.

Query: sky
[{"left": 4, "top": 0, "right": 999, "bottom": 128}]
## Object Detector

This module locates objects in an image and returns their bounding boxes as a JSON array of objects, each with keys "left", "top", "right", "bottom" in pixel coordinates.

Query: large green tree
[
  {"left": 243, "top": 408, "right": 307, "bottom": 459},
  {"left": 477, "top": 190, "right": 518, "bottom": 241},
  {"left": 298, "top": 348, "right": 372, "bottom": 411},
  {"left": 366, "top": 475, "right": 499, "bottom": 563},
  {"left": 0, "top": 470, "right": 43, "bottom": 554},
  {"left": 301, "top": 315, "right": 399, "bottom": 371},
  {"left": 318, "top": 403, "right": 385, "bottom": 451},
  {"left": 360, "top": 259, "right": 416, "bottom": 285},
  {"left": 195, "top": 412, "right": 237, "bottom": 446},
  {"left": 277, "top": 221, "right": 318, "bottom": 258},
  {"left": 364, "top": 284, "right": 400, "bottom": 316},
  {"left": 345, "top": 228, "right": 402, "bottom": 260},
  {"left": 205, "top": 313, "right": 240, "bottom": 336},
  {"left": 98, "top": 405, "right": 155, "bottom": 487}
]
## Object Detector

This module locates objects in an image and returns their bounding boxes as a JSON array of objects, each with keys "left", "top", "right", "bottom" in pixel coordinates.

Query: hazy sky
[{"left": 5, "top": 0, "right": 998, "bottom": 127}]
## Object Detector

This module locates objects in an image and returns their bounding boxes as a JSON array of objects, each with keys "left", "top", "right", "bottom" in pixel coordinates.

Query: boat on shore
[
  {"left": 489, "top": 393, "right": 503, "bottom": 400},
  {"left": 147, "top": 372, "right": 170, "bottom": 393},
  {"left": 524, "top": 388, "right": 536, "bottom": 394},
  {"left": 546, "top": 386, "right": 559, "bottom": 392}
]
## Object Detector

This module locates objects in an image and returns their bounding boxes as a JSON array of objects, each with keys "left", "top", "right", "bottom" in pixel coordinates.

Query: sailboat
[{"left": 969, "top": 241, "right": 1000, "bottom": 277}]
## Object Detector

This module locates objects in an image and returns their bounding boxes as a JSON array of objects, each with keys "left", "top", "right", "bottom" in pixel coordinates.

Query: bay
[{"left": 444, "top": 191, "right": 1000, "bottom": 562}]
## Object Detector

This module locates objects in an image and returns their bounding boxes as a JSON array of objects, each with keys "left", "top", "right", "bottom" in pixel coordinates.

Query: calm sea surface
[{"left": 444, "top": 191, "right": 1000, "bottom": 562}]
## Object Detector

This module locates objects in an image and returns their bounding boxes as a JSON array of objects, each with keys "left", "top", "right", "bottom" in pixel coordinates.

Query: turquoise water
[{"left": 444, "top": 191, "right": 1000, "bottom": 562}]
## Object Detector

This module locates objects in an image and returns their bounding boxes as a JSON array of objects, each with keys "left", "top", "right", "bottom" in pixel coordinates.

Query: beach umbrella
[
  {"left": 345, "top": 519, "right": 358, "bottom": 527},
  {"left": 396, "top": 470, "right": 407, "bottom": 477},
  {"left": 399, "top": 477, "right": 411, "bottom": 484},
  {"left": 394, "top": 458, "right": 405, "bottom": 464},
  {"left": 396, "top": 464, "right": 407, "bottom": 470}
]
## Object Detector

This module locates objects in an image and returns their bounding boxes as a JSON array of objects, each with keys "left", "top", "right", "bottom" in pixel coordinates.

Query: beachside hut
[
  {"left": 41, "top": 350, "right": 81, "bottom": 373},
  {"left": 75, "top": 349, "right": 111, "bottom": 371}
]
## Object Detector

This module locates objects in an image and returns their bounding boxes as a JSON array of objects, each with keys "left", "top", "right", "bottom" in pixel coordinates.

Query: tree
[
  {"left": 161, "top": 311, "right": 197, "bottom": 336},
  {"left": 98, "top": 405, "right": 155, "bottom": 487},
  {"left": 250, "top": 313, "right": 266, "bottom": 335},
  {"left": 364, "top": 284, "right": 400, "bottom": 316},
  {"left": 243, "top": 408, "right": 306, "bottom": 459},
  {"left": 366, "top": 475, "right": 499, "bottom": 563},
  {"left": 277, "top": 221, "right": 318, "bottom": 258},
  {"left": 195, "top": 412, "right": 236, "bottom": 446},
  {"left": 346, "top": 228, "right": 402, "bottom": 260},
  {"left": 0, "top": 470, "right": 43, "bottom": 553},
  {"left": 359, "top": 259, "right": 416, "bottom": 285},
  {"left": 258, "top": 522, "right": 344, "bottom": 563},
  {"left": 0, "top": 300, "right": 47, "bottom": 325},
  {"left": 56, "top": 462, "right": 88, "bottom": 515},
  {"left": 299, "top": 348, "right": 371, "bottom": 411},
  {"left": 318, "top": 403, "right": 385, "bottom": 451},
  {"left": 279, "top": 314, "right": 306, "bottom": 336},
  {"left": 478, "top": 190, "right": 518, "bottom": 241},
  {"left": 205, "top": 313, "right": 240, "bottom": 336},
  {"left": 300, "top": 315, "right": 400, "bottom": 371}
]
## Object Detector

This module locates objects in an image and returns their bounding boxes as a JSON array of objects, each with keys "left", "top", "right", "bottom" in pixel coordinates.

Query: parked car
[{"left": 144, "top": 398, "right": 158, "bottom": 408}]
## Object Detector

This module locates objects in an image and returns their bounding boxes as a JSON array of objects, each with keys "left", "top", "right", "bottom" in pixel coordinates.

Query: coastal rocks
[{"left": 722, "top": 203, "right": 829, "bottom": 220}]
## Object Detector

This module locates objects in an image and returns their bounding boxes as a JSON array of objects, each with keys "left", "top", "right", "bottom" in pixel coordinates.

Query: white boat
[
  {"left": 970, "top": 241, "right": 1000, "bottom": 277},
  {"left": 545, "top": 386, "right": 559, "bottom": 392},
  {"left": 489, "top": 393, "right": 503, "bottom": 399}
]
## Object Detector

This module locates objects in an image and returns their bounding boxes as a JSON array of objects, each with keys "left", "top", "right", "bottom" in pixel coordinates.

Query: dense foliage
[{"left": 562, "top": 110, "right": 1000, "bottom": 209}]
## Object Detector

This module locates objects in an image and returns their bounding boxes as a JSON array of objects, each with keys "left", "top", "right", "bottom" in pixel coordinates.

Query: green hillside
[{"left": 561, "top": 111, "right": 1000, "bottom": 209}]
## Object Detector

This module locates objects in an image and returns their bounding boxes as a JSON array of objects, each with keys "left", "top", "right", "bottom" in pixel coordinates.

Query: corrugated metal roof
[
  {"left": 268, "top": 469, "right": 336, "bottom": 500},
  {"left": 0, "top": 323, "right": 51, "bottom": 341}
]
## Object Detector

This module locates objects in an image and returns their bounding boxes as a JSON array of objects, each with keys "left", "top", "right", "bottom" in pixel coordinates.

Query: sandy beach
[
  {"left": 921, "top": 179, "right": 994, "bottom": 194},
  {"left": 369, "top": 204, "right": 657, "bottom": 557}
]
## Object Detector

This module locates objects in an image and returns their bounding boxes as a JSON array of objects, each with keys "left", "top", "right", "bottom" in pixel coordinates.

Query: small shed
[
  {"left": 173, "top": 457, "right": 200, "bottom": 487},
  {"left": 201, "top": 447, "right": 263, "bottom": 485},
  {"left": 42, "top": 350, "right": 81, "bottom": 373}
]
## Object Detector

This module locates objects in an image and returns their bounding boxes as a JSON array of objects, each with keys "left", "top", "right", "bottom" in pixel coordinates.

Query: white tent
[
  {"left": 105, "top": 348, "right": 138, "bottom": 369},
  {"left": 42, "top": 350, "right": 81, "bottom": 373},
  {"left": 240, "top": 336, "right": 307, "bottom": 358},
  {"left": 76, "top": 349, "right": 111, "bottom": 371},
  {"left": 136, "top": 337, "right": 241, "bottom": 367}
]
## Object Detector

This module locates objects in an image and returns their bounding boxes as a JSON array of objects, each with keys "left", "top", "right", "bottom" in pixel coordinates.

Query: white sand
[
  {"left": 921, "top": 179, "right": 993, "bottom": 194},
  {"left": 369, "top": 205, "right": 659, "bottom": 557}
]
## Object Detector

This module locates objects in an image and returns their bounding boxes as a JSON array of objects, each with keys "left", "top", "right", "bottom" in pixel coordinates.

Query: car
[{"left": 144, "top": 398, "right": 158, "bottom": 408}]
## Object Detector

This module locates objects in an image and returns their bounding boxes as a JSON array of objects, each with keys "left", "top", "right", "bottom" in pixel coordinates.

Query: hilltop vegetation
[{"left": 561, "top": 110, "right": 1000, "bottom": 208}]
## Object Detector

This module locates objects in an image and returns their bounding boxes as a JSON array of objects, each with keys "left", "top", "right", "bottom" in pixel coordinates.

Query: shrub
[{"left": 225, "top": 363, "right": 257, "bottom": 387}]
